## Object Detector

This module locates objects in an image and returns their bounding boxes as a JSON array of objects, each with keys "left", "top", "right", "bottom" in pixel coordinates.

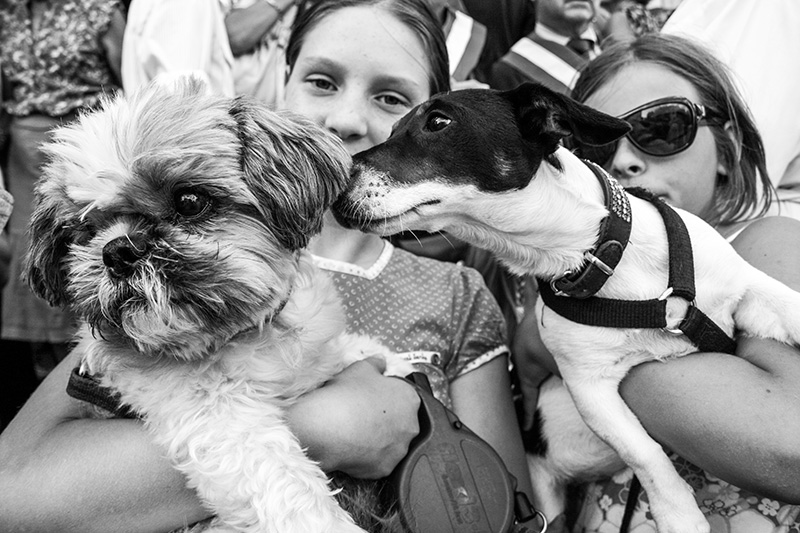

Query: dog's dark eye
[
  {"left": 425, "top": 113, "right": 452, "bottom": 132},
  {"left": 174, "top": 189, "right": 211, "bottom": 218}
]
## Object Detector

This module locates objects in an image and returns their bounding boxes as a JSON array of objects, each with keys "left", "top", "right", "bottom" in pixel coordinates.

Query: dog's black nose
[{"left": 102, "top": 235, "right": 150, "bottom": 278}]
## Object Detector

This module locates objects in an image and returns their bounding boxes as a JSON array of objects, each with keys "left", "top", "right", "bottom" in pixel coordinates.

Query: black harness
[{"left": 537, "top": 160, "right": 737, "bottom": 355}]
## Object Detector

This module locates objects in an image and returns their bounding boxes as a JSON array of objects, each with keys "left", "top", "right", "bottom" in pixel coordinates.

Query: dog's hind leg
[
  {"left": 560, "top": 371, "right": 710, "bottom": 533},
  {"left": 527, "top": 376, "right": 625, "bottom": 529}
]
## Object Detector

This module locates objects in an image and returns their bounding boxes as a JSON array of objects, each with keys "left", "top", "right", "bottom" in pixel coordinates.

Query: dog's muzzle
[{"left": 103, "top": 234, "right": 150, "bottom": 278}]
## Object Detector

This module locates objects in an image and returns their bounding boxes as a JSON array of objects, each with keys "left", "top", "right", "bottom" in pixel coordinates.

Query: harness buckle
[
  {"left": 658, "top": 287, "right": 697, "bottom": 335},
  {"left": 551, "top": 271, "right": 574, "bottom": 297},
  {"left": 659, "top": 286, "right": 684, "bottom": 335}
]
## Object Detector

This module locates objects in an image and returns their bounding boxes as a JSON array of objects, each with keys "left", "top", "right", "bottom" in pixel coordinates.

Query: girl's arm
[
  {"left": 451, "top": 355, "right": 535, "bottom": 501},
  {"left": 0, "top": 351, "right": 205, "bottom": 533},
  {"left": 0, "top": 354, "right": 420, "bottom": 532},
  {"left": 512, "top": 216, "right": 800, "bottom": 502},
  {"left": 621, "top": 215, "right": 800, "bottom": 502}
]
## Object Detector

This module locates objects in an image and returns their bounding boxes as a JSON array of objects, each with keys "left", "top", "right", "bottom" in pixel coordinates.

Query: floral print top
[
  {"left": 574, "top": 453, "right": 800, "bottom": 533},
  {"left": 0, "top": 0, "right": 121, "bottom": 117}
]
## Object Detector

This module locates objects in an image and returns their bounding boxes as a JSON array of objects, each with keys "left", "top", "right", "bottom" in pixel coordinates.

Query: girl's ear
[{"left": 717, "top": 120, "right": 740, "bottom": 178}]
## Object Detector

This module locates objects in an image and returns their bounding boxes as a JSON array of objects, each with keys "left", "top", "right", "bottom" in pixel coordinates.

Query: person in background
[
  {"left": 0, "top": 0, "right": 125, "bottom": 430},
  {"left": 0, "top": 1, "right": 535, "bottom": 531},
  {"left": 513, "top": 32, "right": 800, "bottom": 532},
  {"left": 221, "top": 0, "right": 299, "bottom": 107},
  {"left": 427, "top": 0, "right": 488, "bottom": 86},
  {"left": 489, "top": 0, "right": 601, "bottom": 94},
  {"left": 121, "top": 0, "right": 235, "bottom": 95},
  {"left": 460, "top": 0, "right": 537, "bottom": 84}
]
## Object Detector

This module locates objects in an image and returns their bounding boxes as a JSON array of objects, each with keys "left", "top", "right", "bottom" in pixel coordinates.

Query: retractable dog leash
[{"left": 389, "top": 372, "right": 547, "bottom": 533}]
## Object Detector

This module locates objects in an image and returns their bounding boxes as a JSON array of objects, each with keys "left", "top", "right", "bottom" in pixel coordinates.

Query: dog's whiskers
[
  {"left": 125, "top": 234, "right": 146, "bottom": 254},
  {"left": 79, "top": 201, "right": 97, "bottom": 222}
]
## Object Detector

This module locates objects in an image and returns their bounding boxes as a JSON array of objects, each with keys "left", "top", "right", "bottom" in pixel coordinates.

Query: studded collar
[{"left": 548, "top": 160, "right": 631, "bottom": 299}]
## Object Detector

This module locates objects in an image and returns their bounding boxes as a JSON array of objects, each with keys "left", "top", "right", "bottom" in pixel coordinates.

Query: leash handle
[{"left": 393, "top": 373, "right": 547, "bottom": 533}]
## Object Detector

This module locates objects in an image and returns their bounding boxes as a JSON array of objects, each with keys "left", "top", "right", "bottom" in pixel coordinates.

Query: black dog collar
[{"left": 549, "top": 160, "right": 631, "bottom": 299}]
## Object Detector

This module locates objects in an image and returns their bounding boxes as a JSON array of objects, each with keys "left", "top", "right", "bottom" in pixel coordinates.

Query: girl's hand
[{"left": 287, "top": 358, "right": 421, "bottom": 479}]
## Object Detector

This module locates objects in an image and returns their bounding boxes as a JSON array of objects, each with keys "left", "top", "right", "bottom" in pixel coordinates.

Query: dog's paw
[
  {"left": 338, "top": 332, "right": 414, "bottom": 377},
  {"left": 649, "top": 482, "right": 710, "bottom": 533},
  {"left": 381, "top": 351, "right": 416, "bottom": 378}
]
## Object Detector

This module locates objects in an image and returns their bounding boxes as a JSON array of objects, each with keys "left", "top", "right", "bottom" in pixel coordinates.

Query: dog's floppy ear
[
  {"left": 23, "top": 183, "right": 77, "bottom": 308},
  {"left": 502, "top": 82, "right": 631, "bottom": 154},
  {"left": 228, "top": 97, "right": 351, "bottom": 250}
]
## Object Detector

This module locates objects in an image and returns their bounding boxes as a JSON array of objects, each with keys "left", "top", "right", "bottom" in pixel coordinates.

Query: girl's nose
[
  {"left": 324, "top": 93, "right": 369, "bottom": 142},
  {"left": 609, "top": 137, "right": 646, "bottom": 183}
]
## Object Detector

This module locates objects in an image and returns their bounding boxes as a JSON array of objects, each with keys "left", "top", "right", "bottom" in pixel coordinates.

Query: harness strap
[
  {"left": 619, "top": 474, "right": 642, "bottom": 533},
  {"left": 537, "top": 185, "right": 737, "bottom": 355}
]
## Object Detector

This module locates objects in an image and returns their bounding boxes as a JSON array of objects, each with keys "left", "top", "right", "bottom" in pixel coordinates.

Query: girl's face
[
  {"left": 582, "top": 62, "right": 725, "bottom": 221},
  {"left": 283, "top": 6, "right": 432, "bottom": 156}
]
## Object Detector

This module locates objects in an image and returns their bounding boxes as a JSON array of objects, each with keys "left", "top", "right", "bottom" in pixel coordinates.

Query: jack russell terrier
[{"left": 332, "top": 82, "right": 800, "bottom": 533}]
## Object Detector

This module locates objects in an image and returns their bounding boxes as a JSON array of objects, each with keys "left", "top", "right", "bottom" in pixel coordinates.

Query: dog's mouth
[{"left": 352, "top": 198, "right": 442, "bottom": 234}]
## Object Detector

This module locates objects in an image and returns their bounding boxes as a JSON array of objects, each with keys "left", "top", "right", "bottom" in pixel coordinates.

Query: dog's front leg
[
  {"left": 149, "top": 397, "right": 366, "bottom": 533},
  {"left": 559, "top": 369, "right": 710, "bottom": 533}
]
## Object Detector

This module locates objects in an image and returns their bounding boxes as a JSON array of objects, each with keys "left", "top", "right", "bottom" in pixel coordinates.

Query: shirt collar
[{"left": 535, "top": 23, "right": 599, "bottom": 49}]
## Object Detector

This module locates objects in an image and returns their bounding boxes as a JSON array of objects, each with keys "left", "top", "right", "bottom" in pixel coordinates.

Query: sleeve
[
  {"left": 444, "top": 265, "right": 510, "bottom": 381},
  {"left": 121, "top": 0, "right": 235, "bottom": 95},
  {"left": 662, "top": 0, "right": 800, "bottom": 189}
]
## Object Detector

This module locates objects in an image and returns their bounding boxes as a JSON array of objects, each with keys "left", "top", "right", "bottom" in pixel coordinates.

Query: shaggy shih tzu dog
[{"left": 25, "top": 79, "right": 412, "bottom": 533}]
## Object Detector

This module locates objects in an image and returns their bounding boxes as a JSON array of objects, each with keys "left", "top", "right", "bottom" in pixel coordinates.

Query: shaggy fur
[
  {"left": 25, "top": 79, "right": 413, "bottom": 533},
  {"left": 332, "top": 83, "right": 800, "bottom": 533}
]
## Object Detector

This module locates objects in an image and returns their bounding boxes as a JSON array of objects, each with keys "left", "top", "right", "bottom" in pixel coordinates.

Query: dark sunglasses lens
[
  {"left": 627, "top": 102, "right": 695, "bottom": 156},
  {"left": 569, "top": 139, "right": 617, "bottom": 166}
]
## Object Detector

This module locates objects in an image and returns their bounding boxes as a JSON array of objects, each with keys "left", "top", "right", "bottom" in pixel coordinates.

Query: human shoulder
[{"left": 729, "top": 215, "right": 800, "bottom": 290}]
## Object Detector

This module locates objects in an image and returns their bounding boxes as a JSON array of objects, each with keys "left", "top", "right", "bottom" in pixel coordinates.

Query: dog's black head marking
[
  {"left": 351, "top": 83, "right": 630, "bottom": 194},
  {"left": 332, "top": 82, "right": 632, "bottom": 232}
]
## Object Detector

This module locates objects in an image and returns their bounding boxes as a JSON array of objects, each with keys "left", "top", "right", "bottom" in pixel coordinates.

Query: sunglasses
[{"left": 571, "top": 97, "right": 718, "bottom": 167}]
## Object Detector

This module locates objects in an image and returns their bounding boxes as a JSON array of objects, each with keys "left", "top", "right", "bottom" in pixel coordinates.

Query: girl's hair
[
  {"left": 286, "top": 0, "right": 451, "bottom": 97},
  {"left": 571, "top": 32, "right": 773, "bottom": 227}
]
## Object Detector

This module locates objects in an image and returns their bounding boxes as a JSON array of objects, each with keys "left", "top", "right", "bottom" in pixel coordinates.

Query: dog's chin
[
  {"left": 76, "top": 273, "right": 284, "bottom": 363},
  {"left": 87, "top": 299, "right": 268, "bottom": 363},
  {"left": 333, "top": 199, "right": 442, "bottom": 236}
]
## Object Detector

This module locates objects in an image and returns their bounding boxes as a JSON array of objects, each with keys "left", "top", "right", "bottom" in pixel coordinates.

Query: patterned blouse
[
  {"left": 574, "top": 453, "right": 800, "bottom": 533},
  {"left": 0, "top": 0, "right": 121, "bottom": 117},
  {"left": 313, "top": 242, "right": 509, "bottom": 409}
]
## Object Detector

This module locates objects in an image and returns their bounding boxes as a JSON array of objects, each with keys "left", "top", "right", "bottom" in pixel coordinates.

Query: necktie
[{"left": 567, "top": 38, "right": 594, "bottom": 58}]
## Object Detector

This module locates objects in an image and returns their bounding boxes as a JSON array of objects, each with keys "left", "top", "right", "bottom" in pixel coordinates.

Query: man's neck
[{"left": 536, "top": 19, "right": 592, "bottom": 39}]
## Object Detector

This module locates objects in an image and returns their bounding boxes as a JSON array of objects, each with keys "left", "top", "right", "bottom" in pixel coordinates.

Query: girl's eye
[
  {"left": 379, "top": 94, "right": 405, "bottom": 107},
  {"left": 309, "top": 77, "right": 336, "bottom": 92},
  {"left": 174, "top": 188, "right": 211, "bottom": 218}
]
